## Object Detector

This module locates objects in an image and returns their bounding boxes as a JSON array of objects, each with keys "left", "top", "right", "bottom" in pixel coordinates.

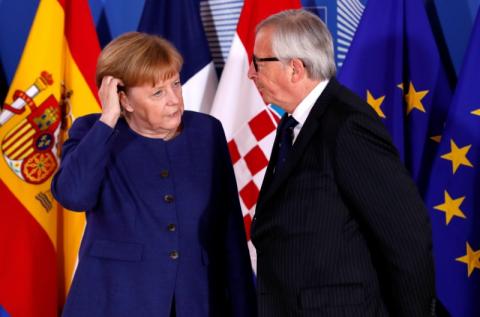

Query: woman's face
[{"left": 121, "top": 73, "right": 184, "bottom": 138}]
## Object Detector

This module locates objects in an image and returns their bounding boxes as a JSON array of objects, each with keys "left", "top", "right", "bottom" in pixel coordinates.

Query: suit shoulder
[
  {"left": 183, "top": 111, "right": 228, "bottom": 150},
  {"left": 319, "top": 80, "right": 385, "bottom": 132},
  {"left": 183, "top": 110, "right": 223, "bottom": 130},
  {"left": 318, "top": 80, "right": 394, "bottom": 146},
  {"left": 333, "top": 83, "right": 378, "bottom": 120},
  {"left": 330, "top": 84, "right": 398, "bottom": 154},
  {"left": 71, "top": 113, "right": 101, "bottom": 130}
]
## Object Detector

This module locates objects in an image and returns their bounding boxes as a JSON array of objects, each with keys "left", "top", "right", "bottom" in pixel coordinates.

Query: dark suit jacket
[{"left": 251, "top": 78, "right": 435, "bottom": 317}]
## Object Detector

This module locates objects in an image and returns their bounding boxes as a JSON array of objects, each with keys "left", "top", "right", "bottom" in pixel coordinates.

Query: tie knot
[
  {"left": 278, "top": 115, "right": 298, "bottom": 141},
  {"left": 284, "top": 115, "right": 298, "bottom": 130}
]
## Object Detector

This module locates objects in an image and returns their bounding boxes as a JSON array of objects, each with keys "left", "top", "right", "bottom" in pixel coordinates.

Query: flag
[
  {"left": 0, "top": 306, "right": 9, "bottom": 317},
  {"left": 0, "top": 0, "right": 39, "bottom": 106},
  {"left": 138, "top": 0, "right": 217, "bottom": 113},
  {"left": 0, "top": 0, "right": 39, "bottom": 82},
  {"left": 338, "top": 0, "right": 452, "bottom": 195},
  {"left": 210, "top": 0, "right": 302, "bottom": 269},
  {"left": 425, "top": 9, "right": 480, "bottom": 317},
  {"left": 0, "top": 0, "right": 101, "bottom": 316}
]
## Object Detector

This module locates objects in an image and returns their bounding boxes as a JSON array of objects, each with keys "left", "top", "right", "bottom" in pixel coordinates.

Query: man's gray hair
[{"left": 257, "top": 9, "right": 336, "bottom": 80}]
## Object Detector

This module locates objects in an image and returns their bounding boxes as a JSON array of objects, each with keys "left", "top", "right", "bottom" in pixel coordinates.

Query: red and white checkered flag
[{"left": 211, "top": 0, "right": 301, "bottom": 270}]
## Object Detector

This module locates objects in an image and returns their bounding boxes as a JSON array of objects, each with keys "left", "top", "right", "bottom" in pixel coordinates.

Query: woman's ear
[{"left": 119, "top": 92, "right": 134, "bottom": 113}]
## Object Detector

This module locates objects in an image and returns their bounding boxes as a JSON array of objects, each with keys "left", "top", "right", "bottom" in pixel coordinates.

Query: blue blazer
[{"left": 52, "top": 111, "right": 256, "bottom": 317}]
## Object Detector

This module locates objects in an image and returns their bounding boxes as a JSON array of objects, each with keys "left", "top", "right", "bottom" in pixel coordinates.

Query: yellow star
[
  {"left": 404, "top": 82, "right": 429, "bottom": 115},
  {"left": 397, "top": 83, "right": 404, "bottom": 90},
  {"left": 430, "top": 135, "right": 441, "bottom": 143},
  {"left": 366, "top": 90, "right": 386, "bottom": 118},
  {"left": 441, "top": 139, "right": 473, "bottom": 174},
  {"left": 434, "top": 190, "right": 466, "bottom": 225},
  {"left": 456, "top": 242, "right": 480, "bottom": 277},
  {"left": 472, "top": 109, "right": 480, "bottom": 116}
]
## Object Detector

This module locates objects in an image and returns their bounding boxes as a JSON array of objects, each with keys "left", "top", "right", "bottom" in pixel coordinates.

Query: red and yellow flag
[{"left": 0, "top": 0, "right": 100, "bottom": 316}]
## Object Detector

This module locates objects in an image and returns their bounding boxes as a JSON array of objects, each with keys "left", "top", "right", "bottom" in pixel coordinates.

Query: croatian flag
[
  {"left": 138, "top": 0, "right": 217, "bottom": 113},
  {"left": 210, "top": 0, "right": 301, "bottom": 269}
]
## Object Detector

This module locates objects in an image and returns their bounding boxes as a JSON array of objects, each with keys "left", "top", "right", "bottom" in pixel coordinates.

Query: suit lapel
[
  {"left": 259, "top": 114, "right": 288, "bottom": 195},
  {"left": 256, "top": 79, "right": 342, "bottom": 211}
]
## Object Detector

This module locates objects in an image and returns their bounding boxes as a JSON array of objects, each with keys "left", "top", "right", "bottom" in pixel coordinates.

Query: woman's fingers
[{"left": 98, "top": 76, "right": 123, "bottom": 127}]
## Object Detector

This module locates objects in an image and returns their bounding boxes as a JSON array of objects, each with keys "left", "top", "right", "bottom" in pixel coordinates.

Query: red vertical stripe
[
  {"left": 58, "top": 0, "right": 101, "bottom": 101},
  {"left": 236, "top": 0, "right": 301, "bottom": 63},
  {"left": 0, "top": 180, "right": 58, "bottom": 317}
]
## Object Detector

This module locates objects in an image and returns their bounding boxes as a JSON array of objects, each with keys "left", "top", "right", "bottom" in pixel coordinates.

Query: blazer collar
[{"left": 256, "top": 78, "right": 342, "bottom": 211}]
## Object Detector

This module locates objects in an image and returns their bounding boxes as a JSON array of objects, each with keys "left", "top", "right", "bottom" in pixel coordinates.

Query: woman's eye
[
  {"left": 174, "top": 81, "right": 181, "bottom": 87},
  {"left": 153, "top": 90, "right": 163, "bottom": 96}
]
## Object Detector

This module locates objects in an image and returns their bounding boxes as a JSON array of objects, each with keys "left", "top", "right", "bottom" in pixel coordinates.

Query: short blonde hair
[{"left": 96, "top": 32, "right": 183, "bottom": 88}]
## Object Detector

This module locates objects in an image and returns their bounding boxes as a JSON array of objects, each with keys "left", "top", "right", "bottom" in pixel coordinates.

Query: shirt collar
[{"left": 290, "top": 79, "right": 329, "bottom": 142}]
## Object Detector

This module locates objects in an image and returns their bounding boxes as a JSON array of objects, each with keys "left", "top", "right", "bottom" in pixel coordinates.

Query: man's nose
[{"left": 247, "top": 61, "right": 257, "bottom": 80}]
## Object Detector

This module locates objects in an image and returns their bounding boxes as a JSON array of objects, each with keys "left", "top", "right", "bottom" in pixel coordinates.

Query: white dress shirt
[{"left": 290, "top": 79, "right": 329, "bottom": 143}]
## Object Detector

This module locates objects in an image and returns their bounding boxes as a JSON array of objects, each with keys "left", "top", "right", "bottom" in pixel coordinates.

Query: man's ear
[{"left": 291, "top": 58, "right": 305, "bottom": 82}]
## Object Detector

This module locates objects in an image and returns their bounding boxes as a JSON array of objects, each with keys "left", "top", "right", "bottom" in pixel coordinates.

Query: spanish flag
[{"left": 0, "top": 0, "right": 100, "bottom": 316}]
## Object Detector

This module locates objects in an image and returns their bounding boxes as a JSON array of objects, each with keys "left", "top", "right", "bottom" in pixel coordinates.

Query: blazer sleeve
[
  {"left": 215, "top": 120, "right": 257, "bottom": 317},
  {"left": 51, "top": 115, "right": 118, "bottom": 211},
  {"left": 333, "top": 112, "right": 435, "bottom": 316}
]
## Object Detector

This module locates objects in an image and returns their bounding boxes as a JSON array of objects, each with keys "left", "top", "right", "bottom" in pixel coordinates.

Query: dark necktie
[{"left": 274, "top": 115, "right": 298, "bottom": 174}]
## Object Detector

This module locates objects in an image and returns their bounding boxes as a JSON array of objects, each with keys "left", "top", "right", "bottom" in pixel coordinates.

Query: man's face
[{"left": 248, "top": 27, "right": 292, "bottom": 110}]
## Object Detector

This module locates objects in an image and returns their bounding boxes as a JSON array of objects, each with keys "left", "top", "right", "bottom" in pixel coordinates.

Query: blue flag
[
  {"left": 338, "top": 0, "right": 452, "bottom": 195},
  {"left": 425, "top": 9, "right": 480, "bottom": 317},
  {"left": 138, "top": 0, "right": 217, "bottom": 113},
  {"left": 0, "top": 306, "right": 10, "bottom": 317}
]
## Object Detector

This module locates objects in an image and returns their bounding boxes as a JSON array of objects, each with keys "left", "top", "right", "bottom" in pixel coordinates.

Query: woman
[{"left": 52, "top": 32, "right": 256, "bottom": 317}]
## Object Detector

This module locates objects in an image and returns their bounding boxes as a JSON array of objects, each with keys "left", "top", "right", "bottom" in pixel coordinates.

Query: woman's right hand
[{"left": 98, "top": 76, "right": 124, "bottom": 128}]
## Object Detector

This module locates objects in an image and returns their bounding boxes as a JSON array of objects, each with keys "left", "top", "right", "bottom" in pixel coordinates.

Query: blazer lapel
[
  {"left": 256, "top": 78, "right": 342, "bottom": 211},
  {"left": 259, "top": 114, "right": 288, "bottom": 194}
]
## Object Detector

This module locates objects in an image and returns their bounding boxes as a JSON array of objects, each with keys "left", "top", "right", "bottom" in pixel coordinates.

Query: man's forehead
[
  {"left": 254, "top": 28, "right": 273, "bottom": 51},
  {"left": 256, "top": 26, "right": 274, "bottom": 39}
]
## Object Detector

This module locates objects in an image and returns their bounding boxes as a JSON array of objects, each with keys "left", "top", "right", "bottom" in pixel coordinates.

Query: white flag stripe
[
  {"left": 234, "top": 124, "right": 259, "bottom": 156},
  {"left": 211, "top": 35, "right": 267, "bottom": 138},
  {"left": 258, "top": 132, "right": 277, "bottom": 158},
  {"left": 234, "top": 160, "right": 253, "bottom": 195},
  {"left": 182, "top": 61, "right": 218, "bottom": 113}
]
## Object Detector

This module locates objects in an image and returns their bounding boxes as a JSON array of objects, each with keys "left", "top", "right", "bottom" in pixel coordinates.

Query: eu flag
[
  {"left": 338, "top": 0, "right": 452, "bottom": 195},
  {"left": 425, "top": 9, "right": 480, "bottom": 317}
]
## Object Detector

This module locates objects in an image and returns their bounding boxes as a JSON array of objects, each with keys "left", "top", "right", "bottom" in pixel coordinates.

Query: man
[{"left": 248, "top": 9, "right": 435, "bottom": 317}]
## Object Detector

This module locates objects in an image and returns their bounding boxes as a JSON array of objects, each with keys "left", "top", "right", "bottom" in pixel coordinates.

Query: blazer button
[
  {"left": 167, "top": 224, "right": 176, "bottom": 232},
  {"left": 169, "top": 250, "right": 179, "bottom": 260},
  {"left": 164, "top": 194, "right": 174, "bottom": 203},
  {"left": 160, "top": 170, "right": 169, "bottom": 178}
]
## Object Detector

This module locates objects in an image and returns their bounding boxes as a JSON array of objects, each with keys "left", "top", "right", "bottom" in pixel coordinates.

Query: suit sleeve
[
  {"left": 334, "top": 112, "right": 435, "bottom": 316},
  {"left": 215, "top": 120, "right": 258, "bottom": 317},
  {"left": 51, "top": 116, "right": 118, "bottom": 211}
]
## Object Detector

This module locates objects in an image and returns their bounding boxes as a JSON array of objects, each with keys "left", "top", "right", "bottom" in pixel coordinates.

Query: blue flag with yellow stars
[
  {"left": 425, "top": 9, "right": 480, "bottom": 317},
  {"left": 338, "top": 0, "right": 452, "bottom": 196}
]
